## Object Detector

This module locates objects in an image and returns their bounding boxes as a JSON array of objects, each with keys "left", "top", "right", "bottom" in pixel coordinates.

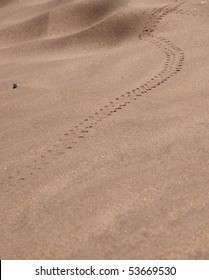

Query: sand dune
[
  {"left": 1, "top": 0, "right": 209, "bottom": 259},
  {"left": 0, "top": 0, "right": 127, "bottom": 41}
]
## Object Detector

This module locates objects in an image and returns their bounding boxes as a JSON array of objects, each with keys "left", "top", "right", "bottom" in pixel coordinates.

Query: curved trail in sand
[
  {"left": 1, "top": 2, "right": 185, "bottom": 186},
  {"left": 3, "top": 0, "right": 209, "bottom": 260}
]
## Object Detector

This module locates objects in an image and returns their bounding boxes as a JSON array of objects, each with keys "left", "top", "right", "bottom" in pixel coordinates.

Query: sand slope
[{"left": 0, "top": 0, "right": 209, "bottom": 259}]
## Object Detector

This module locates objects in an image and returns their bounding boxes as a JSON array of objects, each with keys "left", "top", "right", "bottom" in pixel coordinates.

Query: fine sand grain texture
[{"left": 0, "top": 0, "right": 209, "bottom": 259}]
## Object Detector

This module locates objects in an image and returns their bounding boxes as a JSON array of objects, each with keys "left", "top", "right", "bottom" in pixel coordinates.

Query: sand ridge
[
  {"left": 0, "top": 1, "right": 184, "bottom": 193},
  {"left": 1, "top": 0, "right": 209, "bottom": 259}
]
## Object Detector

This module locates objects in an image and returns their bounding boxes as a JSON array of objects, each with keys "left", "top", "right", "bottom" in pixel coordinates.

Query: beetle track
[{"left": 3, "top": 2, "right": 186, "bottom": 184}]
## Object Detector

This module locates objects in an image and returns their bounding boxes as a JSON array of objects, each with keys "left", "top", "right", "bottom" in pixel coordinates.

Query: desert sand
[{"left": 0, "top": 0, "right": 209, "bottom": 259}]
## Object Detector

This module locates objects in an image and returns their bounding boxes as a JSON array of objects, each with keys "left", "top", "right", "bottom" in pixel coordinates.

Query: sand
[{"left": 0, "top": 0, "right": 209, "bottom": 259}]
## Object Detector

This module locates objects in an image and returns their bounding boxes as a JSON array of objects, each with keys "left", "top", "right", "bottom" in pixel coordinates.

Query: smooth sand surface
[{"left": 1, "top": 0, "right": 209, "bottom": 259}]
